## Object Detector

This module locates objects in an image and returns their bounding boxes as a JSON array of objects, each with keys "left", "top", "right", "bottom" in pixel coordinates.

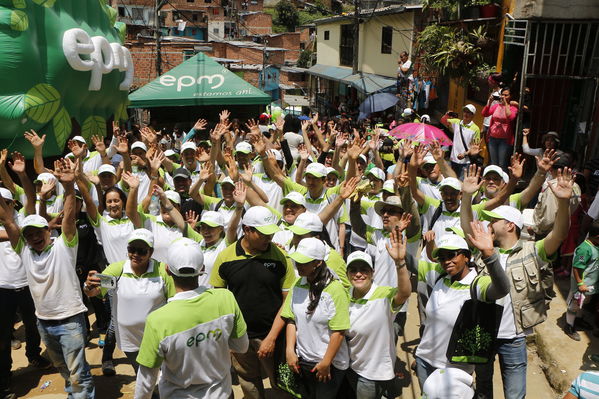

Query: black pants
[{"left": 0, "top": 287, "right": 41, "bottom": 389}]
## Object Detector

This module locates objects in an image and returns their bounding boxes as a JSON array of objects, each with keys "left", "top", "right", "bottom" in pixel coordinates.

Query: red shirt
[{"left": 482, "top": 103, "right": 518, "bottom": 144}]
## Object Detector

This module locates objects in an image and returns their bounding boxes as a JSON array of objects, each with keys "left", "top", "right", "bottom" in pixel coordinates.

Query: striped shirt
[{"left": 569, "top": 371, "right": 599, "bottom": 398}]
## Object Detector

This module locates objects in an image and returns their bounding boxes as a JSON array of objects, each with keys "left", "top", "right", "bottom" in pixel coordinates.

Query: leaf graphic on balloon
[
  {"left": 25, "top": 84, "right": 61, "bottom": 123},
  {"left": 52, "top": 107, "right": 72, "bottom": 149},
  {"left": 32, "top": 0, "right": 57, "bottom": 7},
  {"left": 81, "top": 115, "right": 106, "bottom": 140},
  {"left": 12, "top": 0, "right": 26, "bottom": 9},
  {"left": 10, "top": 10, "right": 27, "bottom": 31},
  {"left": 114, "top": 101, "right": 129, "bottom": 122},
  {"left": 0, "top": 94, "right": 24, "bottom": 119}
]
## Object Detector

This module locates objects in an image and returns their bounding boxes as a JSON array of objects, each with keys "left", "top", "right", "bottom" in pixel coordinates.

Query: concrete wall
[
  {"left": 315, "top": 11, "right": 414, "bottom": 78},
  {"left": 514, "top": 0, "right": 599, "bottom": 19}
]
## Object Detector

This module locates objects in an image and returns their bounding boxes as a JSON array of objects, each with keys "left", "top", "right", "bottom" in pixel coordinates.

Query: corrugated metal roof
[{"left": 306, "top": 64, "right": 396, "bottom": 94}]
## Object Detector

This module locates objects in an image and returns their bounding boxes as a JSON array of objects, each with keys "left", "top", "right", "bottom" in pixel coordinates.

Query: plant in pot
[
  {"left": 461, "top": 0, "right": 482, "bottom": 19},
  {"left": 422, "top": 0, "right": 460, "bottom": 21}
]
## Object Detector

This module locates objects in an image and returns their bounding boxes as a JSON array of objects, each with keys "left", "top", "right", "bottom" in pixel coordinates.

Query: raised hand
[
  {"left": 311, "top": 112, "right": 319, "bottom": 124},
  {"left": 411, "top": 143, "right": 427, "bottom": 168},
  {"left": 462, "top": 164, "right": 482, "bottom": 195},
  {"left": 335, "top": 133, "right": 347, "bottom": 149},
  {"left": 53, "top": 158, "right": 77, "bottom": 184},
  {"left": 219, "top": 110, "right": 231, "bottom": 123},
  {"left": 39, "top": 179, "right": 57, "bottom": 200},
  {"left": 399, "top": 140, "right": 414, "bottom": 160},
  {"left": 140, "top": 127, "right": 157, "bottom": 144},
  {"left": 116, "top": 136, "right": 129, "bottom": 154},
  {"left": 0, "top": 149, "right": 7, "bottom": 166},
  {"left": 121, "top": 171, "right": 140, "bottom": 189},
  {"left": 508, "top": 153, "right": 525, "bottom": 180},
  {"left": 245, "top": 119, "right": 260, "bottom": 136},
  {"left": 368, "top": 132, "right": 380, "bottom": 151},
  {"left": 396, "top": 213, "right": 413, "bottom": 233},
  {"left": 8, "top": 152, "right": 26, "bottom": 174},
  {"left": 395, "top": 162, "right": 409, "bottom": 188},
  {"left": 240, "top": 163, "right": 254, "bottom": 184},
  {"left": 385, "top": 225, "right": 407, "bottom": 263},
  {"left": 233, "top": 181, "right": 247, "bottom": 205},
  {"left": 340, "top": 176, "right": 360, "bottom": 200},
  {"left": 301, "top": 120, "right": 310, "bottom": 133},
  {"left": 467, "top": 138, "right": 481, "bottom": 157},
  {"left": 467, "top": 220, "right": 494, "bottom": 257},
  {"left": 24, "top": 130, "right": 45, "bottom": 149},
  {"left": 548, "top": 167, "right": 574, "bottom": 200},
  {"left": 298, "top": 143, "right": 309, "bottom": 161},
  {"left": 429, "top": 140, "right": 444, "bottom": 162},
  {"left": 249, "top": 134, "right": 266, "bottom": 155},
  {"left": 522, "top": 128, "right": 530, "bottom": 137},
  {"left": 423, "top": 230, "right": 436, "bottom": 243},
  {"left": 185, "top": 210, "right": 199, "bottom": 227},
  {"left": 347, "top": 138, "right": 366, "bottom": 160},
  {"left": 149, "top": 149, "right": 165, "bottom": 173},
  {"left": 193, "top": 118, "right": 207, "bottom": 131},
  {"left": 199, "top": 162, "right": 214, "bottom": 182},
  {"left": 91, "top": 135, "right": 106, "bottom": 153},
  {"left": 536, "top": 148, "right": 558, "bottom": 173}
]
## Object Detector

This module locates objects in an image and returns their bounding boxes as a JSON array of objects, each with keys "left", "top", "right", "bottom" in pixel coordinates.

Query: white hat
[
  {"left": 269, "top": 149, "right": 283, "bottom": 162},
  {"left": 20, "top": 214, "right": 49, "bottom": 231},
  {"left": 325, "top": 167, "right": 340, "bottom": 177},
  {"left": 164, "top": 190, "right": 181, "bottom": 205},
  {"left": 0, "top": 188, "right": 14, "bottom": 202},
  {"left": 402, "top": 108, "right": 413, "bottom": 116},
  {"left": 374, "top": 196, "right": 404, "bottom": 216},
  {"left": 422, "top": 368, "right": 474, "bottom": 399},
  {"left": 439, "top": 177, "right": 462, "bottom": 191},
  {"left": 420, "top": 114, "right": 431, "bottom": 123},
  {"left": 288, "top": 212, "right": 323, "bottom": 235},
  {"left": 423, "top": 154, "right": 437, "bottom": 165},
  {"left": 180, "top": 141, "right": 197, "bottom": 154},
  {"left": 221, "top": 176, "right": 235, "bottom": 187},
  {"left": 71, "top": 135, "right": 87, "bottom": 144},
  {"left": 200, "top": 210, "right": 225, "bottom": 227},
  {"left": 366, "top": 167, "right": 385, "bottom": 181},
  {"left": 346, "top": 251, "right": 373, "bottom": 270},
  {"left": 242, "top": 206, "right": 280, "bottom": 235},
  {"left": 463, "top": 104, "right": 476, "bottom": 114},
  {"left": 34, "top": 172, "right": 57, "bottom": 184},
  {"left": 235, "top": 141, "right": 253, "bottom": 155},
  {"left": 432, "top": 234, "right": 470, "bottom": 260},
  {"left": 481, "top": 205, "right": 523, "bottom": 229},
  {"left": 167, "top": 238, "right": 204, "bottom": 277},
  {"left": 280, "top": 191, "right": 307, "bottom": 208},
  {"left": 289, "top": 237, "right": 328, "bottom": 264},
  {"left": 98, "top": 164, "right": 116, "bottom": 176},
  {"left": 284, "top": 132, "right": 304, "bottom": 148},
  {"left": 483, "top": 165, "right": 503, "bottom": 179},
  {"left": 164, "top": 149, "right": 178, "bottom": 158},
  {"left": 305, "top": 162, "right": 327, "bottom": 178},
  {"left": 127, "top": 228, "right": 154, "bottom": 248},
  {"left": 131, "top": 141, "right": 147, "bottom": 152},
  {"left": 382, "top": 179, "right": 395, "bottom": 194},
  {"left": 358, "top": 154, "right": 368, "bottom": 164}
]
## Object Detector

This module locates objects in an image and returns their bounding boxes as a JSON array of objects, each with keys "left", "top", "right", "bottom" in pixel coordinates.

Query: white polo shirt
[
  {"left": 253, "top": 174, "right": 284, "bottom": 214},
  {"left": 15, "top": 233, "right": 87, "bottom": 320},
  {"left": 417, "top": 177, "right": 441, "bottom": 200},
  {"left": 198, "top": 238, "right": 227, "bottom": 288},
  {"left": 281, "top": 278, "right": 350, "bottom": 370},
  {"left": 102, "top": 259, "right": 175, "bottom": 352},
  {"left": 90, "top": 213, "right": 135, "bottom": 264},
  {"left": 0, "top": 213, "right": 26, "bottom": 289},
  {"left": 136, "top": 287, "right": 248, "bottom": 399},
  {"left": 347, "top": 284, "right": 400, "bottom": 380},
  {"left": 140, "top": 212, "right": 184, "bottom": 263}
]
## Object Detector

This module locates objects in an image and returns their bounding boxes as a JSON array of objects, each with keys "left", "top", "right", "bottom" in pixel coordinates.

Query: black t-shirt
[
  {"left": 180, "top": 194, "right": 204, "bottom": 216},
  {"left": 585, "top": 157, "right": 599, "bottom": 195}
]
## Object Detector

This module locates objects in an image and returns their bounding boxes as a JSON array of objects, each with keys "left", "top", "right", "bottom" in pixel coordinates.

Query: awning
[
  {"left": 129, "top": 52, "right": 271, "bottom": 108},
  {"left": 306, "top": 64, "right": 396, "bottom": 94},
  {"left": 284, "top": 95, "right": 310, "bottom": 107}
]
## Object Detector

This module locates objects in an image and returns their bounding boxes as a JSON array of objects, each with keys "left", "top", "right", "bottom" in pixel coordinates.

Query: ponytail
[{"left": 307, "top": 262, "right": 335, "bottom": 315}]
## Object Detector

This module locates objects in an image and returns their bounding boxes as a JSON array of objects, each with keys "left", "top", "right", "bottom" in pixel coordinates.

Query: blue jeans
[
  {"left": 488, "top": 137, "right": 512, "bottom": 170},
  {"left": 451, "top": 161, "right": 468, "bottom": 180},
  {"left": 347, "top": 368, "right": 399, "bottom": 399},
  {"left": 475, "top": 337, "right": 527, "bottom": 399},
  {"left": 415, "top": 356, "right": 436, "bottom": 389},
  {"left": 37, "top": 313, "right": 95, "bottom": 399}
]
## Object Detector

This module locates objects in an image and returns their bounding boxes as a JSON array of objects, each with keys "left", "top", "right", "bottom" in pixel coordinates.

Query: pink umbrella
[{"left": 389, "top": 123, "right": 452, "bottom": 146}]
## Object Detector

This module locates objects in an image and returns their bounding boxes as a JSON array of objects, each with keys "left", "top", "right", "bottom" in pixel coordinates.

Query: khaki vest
[{"left": 476, "top": 240, "right": 553, "bottom": 334}]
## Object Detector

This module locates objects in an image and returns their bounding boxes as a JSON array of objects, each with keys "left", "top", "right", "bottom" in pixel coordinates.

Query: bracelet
[
  {"left": 578, "top": 282, "right": 585, "bottom": 286},
  {"left": 150, "top": 175, "right": 159, "bottom": 180},
  {"left": 396, "top": 261, "right": 407, "bottom": 269}
]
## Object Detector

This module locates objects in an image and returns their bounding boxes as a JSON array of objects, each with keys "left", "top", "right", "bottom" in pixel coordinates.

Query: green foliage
[
  {"left": 25, "top": 84, "right": 61, "bottom": 123},
  {"left": 275, "top": 0, "right": 299, "bottom": 32},
  {"left": 10, "top": 10, "right": 27, "bottom": 31},
  {"left": 416, "top": 24, "right": 493, "bottom": 88},
  {"left": 81, "top": 115, "right": 106, "bottom": 139},
  {"left": 456, "top": 324, "right": 492, "bottom": 355},
  {"left": 297, "top": 49, "right": 313, "bottom": 68}
]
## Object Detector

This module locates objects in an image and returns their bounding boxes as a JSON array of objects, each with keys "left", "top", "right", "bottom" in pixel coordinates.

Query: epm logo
[{"left": 186, "top": 329, "right": 223, "bottom": 347}]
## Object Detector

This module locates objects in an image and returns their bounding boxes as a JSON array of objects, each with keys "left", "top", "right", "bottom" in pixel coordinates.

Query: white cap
[
  {"left": 346, "top": 251, "right": 374, "bottom": 270},
  {"left": 34, "top": 172, "right": 57, "bottom": 184},
  {"left": 432, "top": 234, "right": 470, "bottom": 260},
  {"left": 164, "top": 190, "right": 181, "bottom": 205},
  {"left": 167, "top": 238, "right": 204, "bottom": 277},
  {"left": 463, "top": 104, "right": 476, "bottom": 114},
  {"left": 358, "top": 154, "right": 368, "bottom": 164},
  {"left": 131, "top": 141, "right": 147, "bottom": 152},
  {"left": 241, "top": 206, "right": 280, "bottom": 235},
  {"left": 481, "top": 205, "right": 523, "bottom": 229},
  {"left": 235, "top": 141, "right": 253, "bottom": 155},
  {"left": 127, "top": 228, "right": 154, "bottom": 247},
  {"left": 402, "top": 108, "right": 413, "bottom": 116},
  {"left": 366, "top": 167, "right": 385, "bottom": 181},
  {"left": 0, "top": 188, "right": 14, "bottom": 201},
  {"left": 164, "top": 149, "right": 177, "bottom": 158},
  {"left": 221, "top": 176, "right": 235, "bottom": 187},
  {"left": 71, "top": 135, "right": 87, "bottom": 144},
  {"left": 180, "top": 141, "right": 197, "bottom": 154},
  {"left": 382, "top": 179, "right": 395, "bottom": 194},
  {"left": 423, "top": 154, "right": 437, "bottom": 165},
  {"left": 288, "top": 212, "right": 323, "bottom": 235},
  {"left": 269, "top": 149, "right": 283, "bottom": 162},
  {"left": 289, "top": 237, "right": 328, "bottom": 264},
  {"left": 439, "top": 177, "right": 462, "bottom": 191},
  {"left": 280, "top": 191, "right": 307, "bottom": 208},
  {"left": 501, "top": 171, "right": 509, "bottom": 184},
  {"left": 483, "top": 165, "right": 504, "bottom": 179},
  {"left": 20, "top": 214, "right": 49, "bottom": 231},
  {"left": 422, "top": 368, "right": 474, "bottom": 399},
  {"left": 200, "top": 210, "right": 225, "bottom": 227},
  {"left": 98, "top": 164, "right": 116, "bottom": 176},
  {"left": 374, "top": 196, "right": 404, "bottom": 216},
  {"left": 420, "top": 114, "right": 431, "bottom": 123},
  {"left": 284, "top": 132, "right": 304, "bottom": 148},
  {"left": 325, "top": 167, "right": 339, "bottom": 177},
  {"left": 304, "top": 162, "right": 327, "bottom": 178}
]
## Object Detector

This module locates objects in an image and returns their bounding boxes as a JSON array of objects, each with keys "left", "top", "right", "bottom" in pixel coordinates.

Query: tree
[
  {"left": 275, "top": 0, "right": 300, "bottom": 32},
  {"left": 297, "top": 50, "right": 313, "bottom": 68}
]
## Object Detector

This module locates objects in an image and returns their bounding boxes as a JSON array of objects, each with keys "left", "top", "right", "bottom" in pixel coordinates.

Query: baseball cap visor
[
  {"left": 290, "top": 251, "right": 315, "bottom": 264},
  {"left": 254, "top": 223, "right": 280, "bottom": 235},
  {"left": 287, "top": 224, "right": 312, "bottom": 236}
]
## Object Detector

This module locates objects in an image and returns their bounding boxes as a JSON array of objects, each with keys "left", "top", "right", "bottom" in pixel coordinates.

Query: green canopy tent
[{"left": 129, "top": 52, "right": 271, "bottom": 108}]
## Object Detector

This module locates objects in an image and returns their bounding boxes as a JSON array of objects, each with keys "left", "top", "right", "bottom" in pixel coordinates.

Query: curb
[{"left": 533, "top": 325, "right": 574, "bottom": 394}]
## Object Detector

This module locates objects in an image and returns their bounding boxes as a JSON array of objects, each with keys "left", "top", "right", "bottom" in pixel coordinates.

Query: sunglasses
[
  {"left": 348, "top": 264, "right": 373, "bottom": 274},
  {"left": 436, "top": 250, "right": 462, "bottom": 261},
  {"left": 381, "top": 208, "right": 402, "bottom": 215},
  {"left": 127, "top": 246, "right": 149, "bottom": 256}
]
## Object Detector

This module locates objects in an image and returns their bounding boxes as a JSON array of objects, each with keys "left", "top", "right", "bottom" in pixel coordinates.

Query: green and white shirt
[
  {"left": 136, "top": 287, "right": 247, "bottom": 399},
  {"left": 0, "top": 212, "right": 26, "bottom": 289},
  {"left": 14, "top": 233, "right": 87, "bottom": 320},
  {"left": 139, "top": 211, "right": 184, "bottom": 263},
  {"left": 572, "top": 240, "right": 599, "bottom": 295},
  {"left": 89, "top": 213, "right": 135, "bottom": 264},
  {"left": 281, "top": 278, "right": 350, "bottom": 370},
  {"left": 420, "top": 196, "right": 461, "bottom": 261},
  {"left": 102, "top": 259, "right": 175, "bottom": 352},
  {"left": 347, "top": 283, "right": 401, "bottom": 380},
  {"left": 253, "top": 173, "right": 284, "bottom": 214}
]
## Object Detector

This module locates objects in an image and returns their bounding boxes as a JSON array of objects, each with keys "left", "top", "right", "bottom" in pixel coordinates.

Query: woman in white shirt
[
  {"left": 282, "top": 237, "right": 350, "bottom": 398},
  {"left": 345, "top": 227, "right": 412, "bottom": 399}
]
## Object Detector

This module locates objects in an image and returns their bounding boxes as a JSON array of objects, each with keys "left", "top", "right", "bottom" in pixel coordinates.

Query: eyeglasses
[
  {"left": 381, "top": 208, "right": 402, "bottom": 216},
  {"left": 127, "top": 246, "right": 149, "bottom": 256},
  {"left": 436, "top": 250, "right": 461, "bottom": 261}
]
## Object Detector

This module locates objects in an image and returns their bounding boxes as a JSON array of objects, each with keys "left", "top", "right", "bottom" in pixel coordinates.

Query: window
[
  {"left": 212, "top": 7, "right": 218, "bottom": 14},
  {"left": 172, "top": 11, "right": 179, "bottom": 21},
  {"left": 118, "top": 6, "right": 125, "bottom": 17},
  {"left": 213, "top": 28, "right": 219, "bottom": 34},
  {"left": 187, "top": 0, "right": 194, "bottom": 2},
  {"left": 192, "top": 13, "right": 198, "bottom": 21},
  {"left": 324, "top": 30, "right": 329, "bottom": 40},
  {"left": 339, "top": 25, "right": 353, "bottom": 67},
  {"left": 381, "top": 26, "right": 392, "bottom": 54},
  {"left": 131, "top": 7, "right": 144, "bottom": 21}
]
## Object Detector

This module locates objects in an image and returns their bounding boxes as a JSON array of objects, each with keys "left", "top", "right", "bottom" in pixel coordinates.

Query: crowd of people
[{"left": 0, "top": 91, "right": 598, "bottom": 399}]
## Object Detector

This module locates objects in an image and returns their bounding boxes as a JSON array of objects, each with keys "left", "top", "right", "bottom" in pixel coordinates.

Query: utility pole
[
  {"left": 155, "top": 0, "right": 166, "bottom": 76},
  {"left": 352, "top": 0, "right": 359, "bottom": 74}
]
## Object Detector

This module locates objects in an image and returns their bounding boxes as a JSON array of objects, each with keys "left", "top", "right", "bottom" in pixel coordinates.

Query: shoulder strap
[
  {"left": 470, "top": 275, "right": 480, "bottom": 302},
  {"left": 214, "top": 199, "right": 225, "bottom": 211},
  {"left": 429, "top": 205, "right": 444, "bottom": 230},
  {"left": 458, "top": 123, "right": 469, "bottom": 150}
]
